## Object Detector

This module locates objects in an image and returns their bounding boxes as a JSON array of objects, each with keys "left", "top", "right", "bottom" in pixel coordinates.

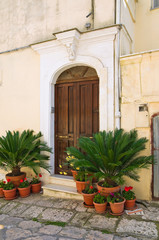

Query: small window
[{"left": 152, "top": 0, "right": 159, "bottom": 9}]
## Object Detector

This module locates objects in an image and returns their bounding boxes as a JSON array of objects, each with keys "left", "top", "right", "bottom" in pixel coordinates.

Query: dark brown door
[{"left": 55, "top": 80, "right": 99, "bottom": 175}]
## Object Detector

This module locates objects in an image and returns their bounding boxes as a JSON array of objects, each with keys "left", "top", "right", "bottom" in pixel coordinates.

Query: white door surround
[{"left": 31, "top": 27, "right": 120, "bottom": 180}]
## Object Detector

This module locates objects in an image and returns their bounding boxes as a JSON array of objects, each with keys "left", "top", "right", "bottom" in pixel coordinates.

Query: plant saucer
[
  {"left": 109, "top": 210, "right": 124, "bottom": 216},
  {"left": 83, "top": 202, "right": 94, "bottom": 208},
  {"left": 125, "top": 204, "right": 138, "bottom": 211},
  {"left": 4, "top": 195, "right": 18, "bottom": 200}
]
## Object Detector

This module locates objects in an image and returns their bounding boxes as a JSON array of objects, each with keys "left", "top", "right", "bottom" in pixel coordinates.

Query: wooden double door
[{"left": 55, "top": 79, "right": 99, "bottom": 175}]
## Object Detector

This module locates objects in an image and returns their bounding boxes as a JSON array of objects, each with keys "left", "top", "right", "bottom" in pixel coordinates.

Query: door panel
[{"left": 55, "top": 80, "right": 99, "bottom": 175}]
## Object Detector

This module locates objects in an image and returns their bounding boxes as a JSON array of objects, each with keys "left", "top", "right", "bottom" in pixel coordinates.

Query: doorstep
[{"left": 42, "top": 174, "right": 83, "bottom": 200}]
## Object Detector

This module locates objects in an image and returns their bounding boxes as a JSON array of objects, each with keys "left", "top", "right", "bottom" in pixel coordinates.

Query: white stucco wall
[
  {"left": 120, "top": 0, "right": 136, "bottom": 55},
  {"left": 0, "top": 0, "right": 115, "bottom": 52}
]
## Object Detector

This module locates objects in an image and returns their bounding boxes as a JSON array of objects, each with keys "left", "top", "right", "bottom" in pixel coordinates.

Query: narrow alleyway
[{"left": 0, "top": 193, "right": 158, "bottom": 240}]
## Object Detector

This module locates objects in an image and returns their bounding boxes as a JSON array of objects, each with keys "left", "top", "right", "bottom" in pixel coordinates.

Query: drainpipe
[{"left": 115, "top": 0, "right": 121, "bottom": 129}]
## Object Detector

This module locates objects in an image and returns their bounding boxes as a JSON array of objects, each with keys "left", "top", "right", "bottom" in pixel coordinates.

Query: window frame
[{"left": 151, "top": 0, "right": 159, "bottom": 10}]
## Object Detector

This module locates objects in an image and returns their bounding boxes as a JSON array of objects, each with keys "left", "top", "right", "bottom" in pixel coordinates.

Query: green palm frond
[
  {"left": 0, "top": 130, "right": 52, "bottom": 175},
  {"left": 66, "top": 129, "right": 153, "bottom": 185}
]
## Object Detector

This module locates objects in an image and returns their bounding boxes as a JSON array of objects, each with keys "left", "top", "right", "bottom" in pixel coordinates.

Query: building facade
[{"left": 0, "top": 0, "right": 159, "bottom": 200}]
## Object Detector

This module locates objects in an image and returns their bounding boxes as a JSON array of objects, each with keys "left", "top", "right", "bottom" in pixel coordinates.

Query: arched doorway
[{"left": 55, "top": 66, "right": 99, "bottom": 175}]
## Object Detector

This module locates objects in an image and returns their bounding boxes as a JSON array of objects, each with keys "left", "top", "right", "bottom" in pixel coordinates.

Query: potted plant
[
  {"left": 107, "top": 192, "right": 125, "bottom": 215},
  {"left": 65, "top": 153, "right": 79, "bottom": 180},
  {"left": 18, "top": 178, "right": 31, "bottom": 198},
  {"left": 3, "top": 179, "right": 16, "bottom": 200},
  {"left": 93, "top": 191, "right": 107, "bottom": 213},
  {"left": 82, "top": 184, "right": 97, "bottom": 207},
  {"left": 0, "top": 180, "right": 5, "bottom": 198},
  {"left": 31, "top": 173, "right": 42, "bottom": 193},
  {"left": 66, "top": 129, "right": 153, "bottom": 197},
  {"left": 122, "top": 186, "right": 136, "bottom": 210},
  {"left": 0, "top": 130, "right": 52, "bottom": 187},
  {"left": 75, "top": 171, "right": 89, "bottom": 193}
]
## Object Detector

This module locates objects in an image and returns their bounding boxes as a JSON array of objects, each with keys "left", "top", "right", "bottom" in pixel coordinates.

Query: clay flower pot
[
  {"left": 18, "top": 185, "right": 31, "bottom": 198},
  {"left": 0, "top": 188, "right": 4, "bottom": 198},
  {"left": 93, "top": 201, "right": 107, "bottom": 213},
  {"left": 3, "top": 188, "right": 17, "bottom": 200},
  {"left": 76, "top": 180, "right": 89, "bottom": 193},
  {"left": 31, "top": 182, "right": 41, "bottom": 193},
  {"left": 71, "top": 170, "right": 78, "bottom": 181},
  {"left": 97, "top": 181, "right": 120, "bottom": 197},
  {"left": 6, "top": 172, "right": 26, "bottom": 188},
  {"left": 82, "top": 191, "right": 97, "bottom": 206},
  {"left": 109, "top": 198, "right": 125, "bottom": 215},
  {"left": 125, "top": 198, "right": 136, "bottom": 210}
]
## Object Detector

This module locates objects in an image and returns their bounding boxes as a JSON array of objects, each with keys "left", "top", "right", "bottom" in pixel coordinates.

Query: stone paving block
[
  {"left": 142, "top": 206, "right": 159, "bottom": 221},
  {"left": 41, "top": 208, "right": 74, "bottom": 222},
  {"left": 71, "top": 212, "right": 92, "bottom": 226},
  {"left": 75, "top": 203, "right": 87, "bottom": 212},
  {"left": 0, "top": 216, "right": 22, "bottom": 227},
  {"left": 9, "top": 203, "right": 30, "bottom": 217},
  {"left": 58, "top": 238, "right": 80, "bottom": 240},
  {"left": 85, "top": 214, "right": 118, "bottom": 231},
  {"left": 18, "top": 220, "right": 42, "bottom": 229},
  {"left": 24, "top": 236, "right": 57, "bottom": 240},
  {"left": 39, "top": 225, "right": 62, "bottom": 235},
  {"left": 116, "top": 219, "right": 158, "bottom": 238},
  {"left": 86, "top": 208, "right": 96, "bottom": 213},
  {"left": 21, "top": 205, "right": 45, "bottom": 218},
  {"left": 0, "top": 202, "right": 18, "bottom": 213},
  {"left": 34, "top": 198, "right": 55, "bottom": 208},
  {"left": 52, "top": 199, "right": 78, "bottom": 210},
  {"left": 14, "top": 194, "right": 42, "bottom": 205},
  {"left": 59, "top": 226, "right": 87, "bottom": 239},
  {"left": 113, "top": 236, "right": 139, "bottom": 240},
  {"left": 0, "top": 214, "right": 8, "bottom": 221},
  {"left": 5, "top": 227, "right": 32, "bottom": 240},
  {"left": 85, "top": 229, "right": 114, "bottom": 240},
  {"left": 0, "top": 200, "right": 8, "bottom": 208}
]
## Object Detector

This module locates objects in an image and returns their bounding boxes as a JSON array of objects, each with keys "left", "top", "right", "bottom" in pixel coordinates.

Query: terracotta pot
[
  {"left": 31, "top": 182, "right": 41, "bottom": 193},
  {"left": 71, "top": 170, "right": 78, "bottom": 180},
  {"left": 109, "top": 198, "right": 125, "bottom": 214},
  {"left": 93, "top": 201, "right": 107, "bottom": 213},
  {"left": 6, "top": 172, "right": 26, "bottom": 188},
  {"left": 0, "top": 188, "right": 4, "bottom": 198},
  {"left": 125, "top": 198, "right": 136, "bottom": 210},
  {"left": 18, "top": 185, "right": 31, "bottom": 198},
  {"left": 82, "top": 191, "right": 97, "bottom": 206},
  {"left": 97, "top": 181, "right": 120, "bottom": 197},
  {"left": 76, "top": 180, "right": 89, "bottom": 193},
  {"left": 3, "top": 188, "right": 17, "bottom": 200}
]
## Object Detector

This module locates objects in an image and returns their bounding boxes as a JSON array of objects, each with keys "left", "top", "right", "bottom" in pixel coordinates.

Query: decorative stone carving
[{"left": 55, "top": 29, "right": 81, "bottom": 61}]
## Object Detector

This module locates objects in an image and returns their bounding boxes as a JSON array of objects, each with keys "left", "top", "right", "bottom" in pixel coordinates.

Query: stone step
[
  {"left": 49, "top": 174, "right": 76, "bottom": 188},
  {"left": 42, "top": 184, "right": 83, "bottom": 200}
]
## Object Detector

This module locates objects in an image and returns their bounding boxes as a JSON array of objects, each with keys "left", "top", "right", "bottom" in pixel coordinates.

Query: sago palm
[
  {"left": 66, "top": 129, "right": 153, "bottom": 186},
  {"left": 0, "top": 130, "right": 52, "bottom": 176}
]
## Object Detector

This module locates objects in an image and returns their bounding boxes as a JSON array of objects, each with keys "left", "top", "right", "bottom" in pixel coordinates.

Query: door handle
[{"left": 56, "top": 135, "right": 68, "bottom": 139}]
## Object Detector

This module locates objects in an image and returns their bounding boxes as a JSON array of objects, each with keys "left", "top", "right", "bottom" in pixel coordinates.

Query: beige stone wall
[
  {"left": 120, "top": 0, "right": 136, "bottom": 55},
  {"left": 0, "top": 0, "right": 115, "bottom": 52},
  {"left": 135, "top": 0, "right": 159, "bottom": 52},
  {"left": 0, "top": 47, "right": 40, "bottom": 136},
  {"left": 120, "top": 50, "right": 159, "bottom": 200}
]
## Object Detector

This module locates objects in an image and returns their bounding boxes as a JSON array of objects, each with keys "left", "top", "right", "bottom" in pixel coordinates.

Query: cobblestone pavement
[{"left": 0, "top": 193, "right": 159, "bottom": 240}]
